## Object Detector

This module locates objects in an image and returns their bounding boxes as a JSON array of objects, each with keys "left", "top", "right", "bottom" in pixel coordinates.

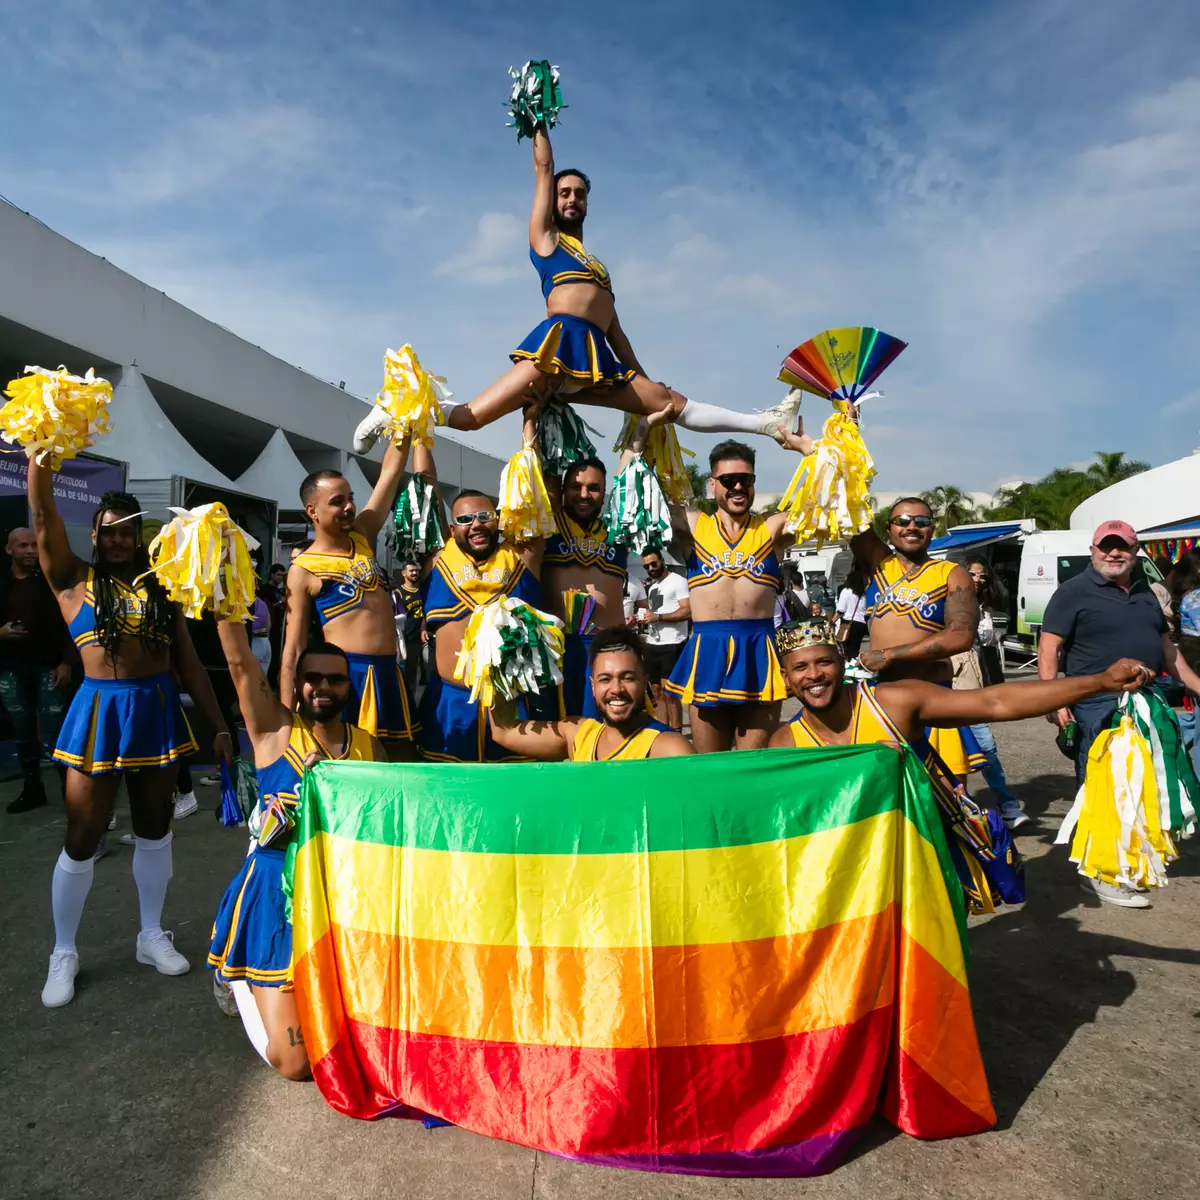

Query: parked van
[{"left": 787, "top": 545, "right": 854, "bottom": 599}]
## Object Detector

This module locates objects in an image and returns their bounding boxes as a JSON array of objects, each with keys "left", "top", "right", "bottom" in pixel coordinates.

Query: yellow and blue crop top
[
  {"left": 68, "top": 569, "right": 172, "bottom": 651},
  {"left": 424, "top": 540, "right": 541, "bottom": 627},
  {"left": 255, "top": 715, "right": 376, "bottom": 820},
  {"left": 292, "top": 533, "right": 387, "bottom": 627},
  {"left": 788, "top": 681, "right": 903, "bottom": 749},
  {"left": 863, "top": 557, "right": 958, "bottom": 634},
  {"left": 569, "top": 716, "right": 671, "bottom": 761},
  {"left": 531, "top": 233, "right": 613, "bottom": 300},
  {"left": 684, "top": 513, "right": 782, "bottom": 593},
  {"left": 543, "top": 512, "right": 627, "bottom": 580}
]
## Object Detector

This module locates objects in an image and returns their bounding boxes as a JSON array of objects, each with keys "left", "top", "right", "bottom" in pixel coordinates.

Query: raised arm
[
  {"left": 355, "top": 427, "right": 413, "bottom": 542},
  {"left": 849, "top": 527, "right": 892, "bottom": 576},
  {"left": 27, "top": 460, "right": 84, "bottom": 591},
  {"left": 411, "top": 433, "right": 448, "bottom": 582},
  {"left": 861, "top": 564, "right": 978, "bottom": 673},
  {"left": 897, "top": 659, "right": 1152, "bottom": 730},
  {"left": 170, "top": 612, "right": 233, "bottom": 765},
  {"left": 515, "top": 400, "right": 546, "bottom": 575},
  {"left": 529, "top": 126, "right": 557, "bottom": 255},
  {"left": 489, "top": 707, "right": 573, "bottom": 761},
  {"left": 217, "top": 618, "right": 290, "bottom": 745},
  {"left": 278, "top": 567, "right": 314, "bottom": 711},
  {"left": 620, "top": 415, "right": 697, "bottom": 558}
]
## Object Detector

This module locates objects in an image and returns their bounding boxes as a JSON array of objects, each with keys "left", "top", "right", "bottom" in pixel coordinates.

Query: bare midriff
[
  {"left": 318, "top": 588, "right": 399, "bottom": 658},
  {"left": 867, "top": 612, "right": 952, "bottom": 684},
  {"left": 542, "top": 564, "right": 625, "bottom": 630},
  {"left": 58, "top": 585, "right": 172, "bottom": 680},
  {"left": 687, "top": 575, "right": 775, "bottom": 623},
  {"left": 434, "top": 616, "right": 469, "bottom": 682},
  {"left": 546, "top": 282, "right": 616, "bottom": 334}
]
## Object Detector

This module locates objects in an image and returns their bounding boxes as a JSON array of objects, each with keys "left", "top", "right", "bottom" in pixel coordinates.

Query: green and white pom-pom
[
  {"left": 393, "top": 473, "right": 445, "bottom": 557},
  {"left": 453, "top": 597, "right": 566, "bottom": 706},
  {"left": 602, "top": 454, "right": 671, "bottom": 554},
  {"left": 506, "top": 60, "right": 565, "bottom": 141},
  {"left": 537, "top": 398, "right": 597, "bottom": 479}
]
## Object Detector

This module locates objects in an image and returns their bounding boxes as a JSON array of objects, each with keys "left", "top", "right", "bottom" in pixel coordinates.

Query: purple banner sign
[{"left": 0, "top": 449, "right": 126, "bottom": 525}]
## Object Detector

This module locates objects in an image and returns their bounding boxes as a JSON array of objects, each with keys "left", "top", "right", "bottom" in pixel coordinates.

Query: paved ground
[{"left": 3, "top": 719, "right": 1199, "bottom": 1200}]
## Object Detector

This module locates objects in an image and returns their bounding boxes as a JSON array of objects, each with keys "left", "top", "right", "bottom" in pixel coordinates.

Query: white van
[{"left": 787, "top": 545, "right": 854, "bottom": 602}]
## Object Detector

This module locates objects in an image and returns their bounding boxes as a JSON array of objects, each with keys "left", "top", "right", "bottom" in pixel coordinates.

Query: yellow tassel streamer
[
  {"left": 613, "top": 414, "right": 694, "bottom": 505},
  {"left": 452, "top": 596, "right": 565, "bottom": 708},
  {"left": 1055, "top": 716, "right": 1179, "bottom": 889},
  {"left": 0, "top": 365, "right": 113, "bottom": 470},
  {"left": 777, "top": 400, "right": 875, "bottom": 546},
  {"left": 375, "top": 344, "right": 449, "bottom": 449},
  {"left": 140, "top": 502, "right": 261, "bottom": 622},
  {"left": 498, "top": 445, "right": 556, "bottom": 543}
]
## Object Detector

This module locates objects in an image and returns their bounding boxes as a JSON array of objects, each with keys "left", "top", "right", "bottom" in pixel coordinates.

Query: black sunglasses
[
  {"left": 453, "top": 508, "right": 499, "bottom": 526},
  {"left": 302, "top": 671, "right": 350, "bottom": 687},
  {"left": 890, "top": 514, "right": 934, "bottom": 529},
  {"left": 714, "top": 472, "right": 755, "bottom": 492}
]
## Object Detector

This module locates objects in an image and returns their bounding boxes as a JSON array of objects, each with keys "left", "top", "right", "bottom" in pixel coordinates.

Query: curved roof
[{"left": 1070, "top": 454, "right": 1200, "bottom": 536}]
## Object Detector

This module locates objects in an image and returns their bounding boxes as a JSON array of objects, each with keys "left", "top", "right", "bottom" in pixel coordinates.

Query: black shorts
[{"left": 644, "top": 642, "right": 685, "bottom": 684}]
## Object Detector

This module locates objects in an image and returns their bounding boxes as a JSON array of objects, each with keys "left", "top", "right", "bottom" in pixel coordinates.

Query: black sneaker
[{"left": 6, "top": 789, "right": 48, "bottom": 814}]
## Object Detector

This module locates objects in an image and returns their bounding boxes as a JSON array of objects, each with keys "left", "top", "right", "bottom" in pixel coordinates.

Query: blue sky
[{"left": 2, "top": 0, "right": 1198, "bottom": 494}]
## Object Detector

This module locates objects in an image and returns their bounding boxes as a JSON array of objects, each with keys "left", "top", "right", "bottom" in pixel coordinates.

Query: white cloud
[{"left": 433, "top": 213, "right": 524, "bottom": 285}]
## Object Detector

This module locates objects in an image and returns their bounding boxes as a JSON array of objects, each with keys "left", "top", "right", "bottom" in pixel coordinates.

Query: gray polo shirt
[{"left": 1041, "top": 565, "right": 1165, "bottom": 680}]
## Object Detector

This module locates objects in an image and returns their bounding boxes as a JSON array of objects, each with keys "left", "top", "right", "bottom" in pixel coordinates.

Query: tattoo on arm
[
  {"left": 886, "top": 585, "right": 979, "bottom": 664},
  {"left": 287, "top": 1025, "right": 304, "bottom": 1047}
]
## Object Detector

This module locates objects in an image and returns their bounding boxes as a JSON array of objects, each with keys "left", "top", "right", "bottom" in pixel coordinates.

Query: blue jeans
[
  {"left": 1070, "top": 696, "right": 1121, "bottom": 787},
  {"left": 966, "top": 722, "right": 1018, "bottom": 807},
  {"left": 1174, "top": 706, "right": 1200, "bottom": 778}
]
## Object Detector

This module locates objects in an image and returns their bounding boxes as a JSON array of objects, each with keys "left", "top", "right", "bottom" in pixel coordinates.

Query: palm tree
[
  {"left": 683, "top": 463, "right": 716, "bottom": 515},
  {"left": 920, "top": 485, "right": 979, "bottom": 536},
  {"left": 1086, "top": 451, "right": 1150, "bottom": 489}
]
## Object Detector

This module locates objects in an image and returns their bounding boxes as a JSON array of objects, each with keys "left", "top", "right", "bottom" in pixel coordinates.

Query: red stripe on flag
[{"left": 310, "top": 1007, "right": 894, "bottom": 1155}]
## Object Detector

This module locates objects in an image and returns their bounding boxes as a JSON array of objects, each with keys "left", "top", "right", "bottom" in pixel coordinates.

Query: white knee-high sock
[
  {"left": 52, "top": 850, "right": 94, "bottom": 955},
  {"left": 132, "top": 832, "right": 173, "bottom": 934},
  {"left": 676, "top": 400, "right": 766, "bottom": 437},
  {"left": 230, "top": 980, "right": 272, "bottom": 1065}
]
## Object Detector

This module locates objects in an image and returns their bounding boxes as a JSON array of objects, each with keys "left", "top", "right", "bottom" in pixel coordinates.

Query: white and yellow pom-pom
[
  {"left": 1055, "top": 715, "right": 1178, "bottom": 890},
  {"left": 498, "top": 444, "right": 556, "bottom": 543},
  {"left": 613, "top": 413, "right": 694, "bottom": 505},
  {"left": 777, "top": 400, "right": 875, "bottom": 546},
  {"left": 1, "top": 365, "right": 113, "bottom": 470},
  {"left": 140, "top": 502, "right": 261, "bottom": 622},
  {"left": 375, "top": 344, "right": 450, "bottom": 449},
  {"left": 452, "top": 596, "right": 565, "bottom": 707}
]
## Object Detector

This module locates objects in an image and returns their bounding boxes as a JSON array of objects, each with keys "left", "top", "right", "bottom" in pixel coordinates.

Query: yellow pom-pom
[
  {"left": 140, "top": 502, "right": 261, "bottom": 621},
  {"left": 777, "top": 401, "right": 876, "bottom": 546},
  {"left": 375, "top": 344, "right": 450, "bottom": 449},
  {"left": 498, "top": 445, "right": 556, "bottom": 543},
  {"left": 613, "top": 414, "right": 694, "bottom": 505},
  {"left": 1, "top": 365, "right": 113, "bottom": 470},
  {"left": 452, "top": 596, "right": 565, "bottom": 707}
]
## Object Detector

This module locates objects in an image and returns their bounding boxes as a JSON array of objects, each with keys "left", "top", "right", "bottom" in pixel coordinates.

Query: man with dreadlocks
[{"left": 28, "top": 465, "right": 233, "bottom": 1008}]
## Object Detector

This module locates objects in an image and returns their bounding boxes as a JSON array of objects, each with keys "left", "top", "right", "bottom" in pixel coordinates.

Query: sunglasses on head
[
  {"left": 890, "top": 514, "right": 934, "bottom": 529},
  {"left": 453, "top": 508, "right": 498, "bottom": 526},
  {"left": 715, "top": 472, "right": 755, "bottom": 492},
  {"left": 303, "top": 671, "right": 349, "bottom": 687}
]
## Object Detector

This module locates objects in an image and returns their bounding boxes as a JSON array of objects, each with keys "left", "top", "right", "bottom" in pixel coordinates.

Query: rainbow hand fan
[{"left": 778, "top": 327, "right": 906, "bottom": 403}]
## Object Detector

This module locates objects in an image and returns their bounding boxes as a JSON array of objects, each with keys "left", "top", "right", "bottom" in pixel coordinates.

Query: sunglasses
[
  {"left": 302, "top": 671, "right": 349, "bottom": 687},
  {"left": 890, "top": 514, "right": 934, "bottom": 529},
  {"left": 453, "top": 509, "right": 499, "bottom": 526},
  {"left": 714, "top": 472, "right": 755, "bottom": 492}
]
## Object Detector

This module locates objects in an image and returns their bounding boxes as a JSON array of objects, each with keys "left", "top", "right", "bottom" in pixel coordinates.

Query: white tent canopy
[
  {"left": 94, "top": 364, "right": 237, "bottom": 489},
  {"left": 237, "top": 428, "right": 310, "bottom": 511},
  {"left": 1070, "top": 453, "right": 1200, "bottom": 535}
]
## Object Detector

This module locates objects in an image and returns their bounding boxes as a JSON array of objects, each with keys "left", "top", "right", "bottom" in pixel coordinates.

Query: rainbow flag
[{"left": 287, "top": 745, "right": 994, "bottom": 1176}]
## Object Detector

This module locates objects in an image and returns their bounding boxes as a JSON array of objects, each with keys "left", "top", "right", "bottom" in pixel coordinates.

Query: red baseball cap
[{"left": 1092, "top": 520, "right": 1138, "bottom": 547}]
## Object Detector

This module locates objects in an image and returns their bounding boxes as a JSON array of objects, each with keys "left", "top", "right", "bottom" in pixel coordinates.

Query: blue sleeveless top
[
  {"left": 68, "top": 568, "right": 172, "bottom": 651},
  {"left": 531, "top": 234, "right": 613, "bottom": 300}
]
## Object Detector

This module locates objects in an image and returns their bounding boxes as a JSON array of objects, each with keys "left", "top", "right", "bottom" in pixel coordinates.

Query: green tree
[
  {"left": 1086, "top": 451, "right": 1150, "bottom": 489},
  {"left": 920, "top": 485, "right": 979, "bottom": 536},
  {"left": 981, "top": 452, "right": 1149, "bottom": 530},
  {"left": 683, "top": 463, "right": 716, "bottom": 515}
]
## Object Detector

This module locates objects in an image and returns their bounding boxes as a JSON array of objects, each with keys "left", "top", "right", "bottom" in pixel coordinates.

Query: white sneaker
[
  {"left": 173, "top": 790, "right": 199, "bottom": 819},
  {"left": 212, "top": 974, "right": 240, "bottom": 1017},
  {"left": 136, "top": 929, "right": 191, "bottom": 975},
  {"left": 353, "top": 405, "right": 391, "bottom": 454},
  {"left": 1000, "top": 802, "right": 1030, "bottom": 830},
  {"left": 42, "top": 950, "right": 79, "bottom": 1008},
  {"left": 92, "top": 835, "right": 109, "bottom": 861},
  {"left": 756, "top": 388, "right": 803, "bottom": 443},
  {"left": 1083, "top": 878, "right": 1151, "bottom": 909},
  {"left": 119, "top": 833, "right": 137, "bottom": 846},
  {"left": 107, "top": 812, "right": 117, "bottom": 831}
]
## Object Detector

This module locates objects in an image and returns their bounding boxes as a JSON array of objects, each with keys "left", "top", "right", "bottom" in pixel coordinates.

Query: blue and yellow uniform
[
  {"left": 208, "top": 716, "right": 376, "bottom": 988},
  {"left": 54, "top": 570, "right": 196, "bottom": 774},
  {"left": 292, "top": 534, "right": 416, "bottom": 744},
  {"left": 863, "top": 554, "right": 986, "bottom": 774},
  {"left": 421, "top": 540, "right": 544, "bottom": 762},
  {"left": 785, "top": 681, "right": 1023, "bottom": 913},
  {"left": 511, "top": 235, "right": 636, "bottom": 392},
  {"left": 568, "top": 717, "right": 672, "bottom": 761},
  {"left": 544, "top": 512, "right": 627, "bottom": 720},
  {"left": 665, "top": 514, "right": 788, "bottom": 707}
]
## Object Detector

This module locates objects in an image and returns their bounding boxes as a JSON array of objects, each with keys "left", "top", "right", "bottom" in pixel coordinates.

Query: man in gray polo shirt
[{"left": 1039, "top": 519, "right": 1200, "bottom": 906}]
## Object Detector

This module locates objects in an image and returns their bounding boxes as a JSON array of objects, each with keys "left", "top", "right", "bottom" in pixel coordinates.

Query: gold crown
[{"left": 773, "top": 619, "right": 840, "bottom": 657}]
